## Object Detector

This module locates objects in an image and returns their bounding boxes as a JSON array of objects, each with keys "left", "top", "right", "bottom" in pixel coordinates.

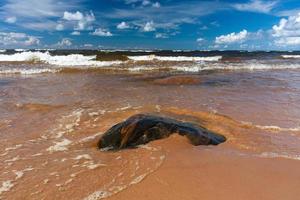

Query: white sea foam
[
  {"left": 259, "top": 152, "right": 300, "bottom": 160},
  {"left": 13, "top": 167, "right": 34, "bottom": 180},
  {"left": 130, "top": 174, "right": 147, "bottom": 185},
  {"left": 4, "top": 155, "right": 20, "bottom": 163},
  {"left": 46, "top": 138, "right": 72, "bottom": 152},
  {"left": 83, "top": 190, "right": 111, "bottom": 200},
  {"left": 5, "top": 144, "right": 23, "bottom": 151},
  {"left": 73, "top": 154, "right": 92, "bottom": 160},
  {"left": 78, "top": 132, "right": 103, "bottom": 143},
  {"left": 0, "top": 180, "right": 14, "bottom": 195},
  {"left": 128, "top": 55, "right": 222, "bottom": 62},
  {"left": 173, "top": 62, "right": 300, "bottom": 72},
  {"left": 50, "top": 108, "right": 84, "bottom": 139},
  {"left": 0, "top": 68, "right": 58, "bottom": 75},
  {"left": 241, "top": 121, "right": 300, "bottom": 132},
  {"left": 86, "top": 163, "right": 107, "bottom": 169},
  {"left": 281, "top": 55, "right": 300, "bottom": 59}
]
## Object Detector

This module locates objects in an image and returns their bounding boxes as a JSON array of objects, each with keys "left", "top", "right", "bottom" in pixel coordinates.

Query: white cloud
[
  {"left": 5, "top": 16, "right": 17, "bottom": 23},
  {"left": 125, "top": 0, "right": 161, "bottom": 8},
  {"left": 196, "top": 38, "right": 205, "bottom": 42},
  {"left": 155, "top": 33, "right": 168, "bottom": 38},
  {"left": 56, "top": 23, "right": 64, "bottom": 31},
  {"left": 0, "top": 32, "right": 40, "bottom": 46},
  {"left": 0, "top": 0, "right": 81, "bottom": 30},
  {"left": 215, "top": 30, "right": 248, "bottom": 44},
  {"left": 152, "top": 2, "right": 161, "bottom": 8},
  {"left": 71, "top": 31, "right": 81, "bottom": 35},
  {"left": 63, "top": 11, "right": 83, "bottom": 21},
  {"left": 142, "top": 21, "right": 155, "bottom": 32},
  {"left": 2, "top": 0, "right": 71, "bottom": 18},
  {"left": 117, "top": 21, "right": 130, "bottom": 29},
  {"left": 91, "top": 28, "right": 113, "bottom": 37},
  {"left": 62, "top": 11, "right": 95, "bottom": 31},
  {"left": 233, "top": 0, "right": 277, "bottom": 14},
  {"left": 274, "top": 37, "right": 300, "bottom": 46},
  {"left": 105, "top": 1, "right": 225, "bottom": 33},
  {"left": 272, "top": 12, "right": 300, "bottom": 46},
  {"left": 142, "top": 0, "right": 151, "bottom": 6},
  {"left": 84, "top": 43, "right": 93, "bottom": 47},
  {"left": 57, "top": 38, "right": 72, "bottom": 47},
  {"left": 24, "top": 36, "right": 40, "bottom": 46}
]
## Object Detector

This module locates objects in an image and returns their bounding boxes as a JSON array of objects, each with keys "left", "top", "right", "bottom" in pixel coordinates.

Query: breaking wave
[
  {"left": 281, "top": 55, "right": 300, "bottom": 59},
  {"left": 0, "top": 51, "right": 123, "bottom": 66}
]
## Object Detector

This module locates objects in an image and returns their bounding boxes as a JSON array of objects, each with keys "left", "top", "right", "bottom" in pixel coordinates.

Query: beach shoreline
[{"left": 0, "top": 52, "right": 300, "bottom": 199}]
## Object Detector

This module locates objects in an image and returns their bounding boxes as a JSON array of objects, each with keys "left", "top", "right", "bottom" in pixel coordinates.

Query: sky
[{"left": 1, "top": 0, "right": 300, "bottom": 50}]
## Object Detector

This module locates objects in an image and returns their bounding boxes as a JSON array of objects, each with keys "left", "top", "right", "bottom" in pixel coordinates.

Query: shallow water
[{"left": 0, "top": 60, "right": 300, "bottom": 199}]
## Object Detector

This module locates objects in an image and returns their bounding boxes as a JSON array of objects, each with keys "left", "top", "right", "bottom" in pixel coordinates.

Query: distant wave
[
  {"left": 128, "top": 55, "right": 222, "bottom": 62},
  {"left": 281, "top": 55, "right": 300, "bottom": 59},
  {"left": 127, "top": 62, "right": 300, "bottom": 72}
]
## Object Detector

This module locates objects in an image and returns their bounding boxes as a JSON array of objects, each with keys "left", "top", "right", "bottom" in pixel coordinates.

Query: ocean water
[
  {"left": 0, "top": 49, "right": 300, "bottom": 199},
  {"left": 0, "top": 49, "right": 300, "bottom": 74}
]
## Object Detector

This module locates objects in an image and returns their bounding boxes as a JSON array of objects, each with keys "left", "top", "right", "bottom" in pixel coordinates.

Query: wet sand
[
  {"left": 1, "top": 70, "right": 300, "bottom": 199},
  {"left": 110, "top": 136, "right": 300, "bottom": 200}
]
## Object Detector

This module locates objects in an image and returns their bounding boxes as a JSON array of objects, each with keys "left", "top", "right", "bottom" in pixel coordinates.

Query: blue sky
[{"left": 1, "top": 0, "right": 300, "bottom": 50}]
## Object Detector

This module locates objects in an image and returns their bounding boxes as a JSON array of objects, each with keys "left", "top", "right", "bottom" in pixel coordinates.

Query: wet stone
[{"left": 98, "top": 114, "right": 226, "bottom": 150}]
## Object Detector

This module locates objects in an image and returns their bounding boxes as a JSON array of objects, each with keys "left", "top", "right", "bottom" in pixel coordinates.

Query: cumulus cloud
[
  {"left": 24, "top": 36, "right": 40, "bottom": 46},
  {"left": 272, "top": 13, "right": 300, "bottom": 46},
  {"left": 62, "top": 11, "right": 95, "bottom": 31},
  {"left": 196, "top": 38, "right": 205, "bottom": 42},
  {"left": 215, "top": 30, "right": 248, "bottom": 44},
  {"left": 57, "top": 38, "right": 72, "bottom": 47},
  {"left": 142, "top": 21, "right": 155, "bottom": 32},
  {"left": 105, "top": 1, "right": 224, "bottom": 34},
  {"left": 233, "top": 0, "right": 277, "bottom": 14},
  {"left": 71, "top": 31, "right": 81, "bottom": 35},
  {"left": 125, "top": 0, "right": 161, "bottom": 8},
  {"left": 83, "top": 44, "right": 93, "bottom": 48},
  {"left": 142, "top": 0, "right": 151, "bottom": 6},
  {"left": 63, "top": 11, "right": 83, "bottom": 21},
  {"left": 155, "top": 33, "right": 168, "bottom": 38},
  {"left": 55, "top": 23, "right": 64, "bottom": 31},
  {"left": 274, "top": 37, "right": 300, "bottom": 46},
  {"left": 152, "top": 2, "right": 161, "bottom": 8},
  {"left": 117, "top": 22, "right": 130, "bottom": 29},
  {"left": 0, "top": 32, "right": 40, "bottom": 46},
  {"left": 5, "top": 16, "right": 17, "bottom": 23},
  {"left": 91, "top": 28, "right": 113, "bottom": 37}
]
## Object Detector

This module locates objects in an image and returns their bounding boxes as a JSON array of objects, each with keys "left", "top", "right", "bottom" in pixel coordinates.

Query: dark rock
[{"left": 98, "top": 114, "right": 226, "bottom": 150}]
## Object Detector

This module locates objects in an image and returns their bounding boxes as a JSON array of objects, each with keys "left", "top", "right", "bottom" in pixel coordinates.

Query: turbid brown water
[{"left": 1, "top": 68, "right": 300, "bottom": 200}]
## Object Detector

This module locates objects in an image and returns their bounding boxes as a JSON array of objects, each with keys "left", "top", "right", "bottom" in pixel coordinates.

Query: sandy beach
[
  {"left": 2, "top": 0, "right": 300, "bottom": 198},
  {"left": 0, "top": 54, "right": 300, "bottom": 199}
]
